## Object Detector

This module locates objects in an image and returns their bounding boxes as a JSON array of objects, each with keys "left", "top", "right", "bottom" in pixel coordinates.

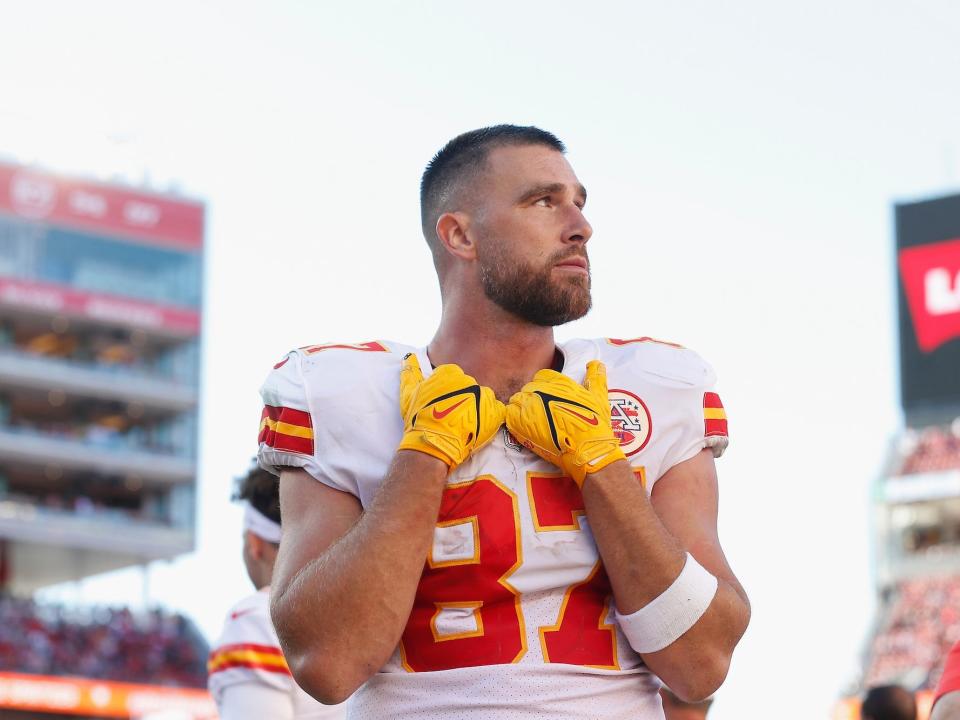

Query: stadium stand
[
  {"left": 895, "top": 423, "right": 960, "bottom": 477},
  {"left": 0, "top": 595, "right": 208, "bottom": 687},
  {"left": 864, "top": 575, "right": 960, "bottom": 691}
]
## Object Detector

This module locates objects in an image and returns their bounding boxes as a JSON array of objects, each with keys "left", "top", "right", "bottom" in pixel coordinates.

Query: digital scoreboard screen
[{"left": 896, "top": 193, "right": 960, "bottom": 417}]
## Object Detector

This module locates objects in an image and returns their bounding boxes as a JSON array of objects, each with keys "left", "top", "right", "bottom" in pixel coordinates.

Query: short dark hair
[
  {"left": 419, "top": 125, "right": 566, "bottom": 258},
  {"left": 861, "top": 685, "right": 916, "bottom": 720},
  {"left": 233, "top": 461, "right": 281, "bottom": 526}
]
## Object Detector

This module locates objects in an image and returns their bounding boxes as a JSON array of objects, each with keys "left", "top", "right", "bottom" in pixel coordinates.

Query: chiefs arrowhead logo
[{"left": 608, "top": 389, "right": 652, "bottom": 456}]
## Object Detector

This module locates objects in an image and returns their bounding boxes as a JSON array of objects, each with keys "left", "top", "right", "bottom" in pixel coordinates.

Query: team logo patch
[{"left": 608, "top": 389, "right": 652, "bottom": 456}]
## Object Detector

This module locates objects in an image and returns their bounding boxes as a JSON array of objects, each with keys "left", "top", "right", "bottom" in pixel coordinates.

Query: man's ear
[
  {"left": 435, "top": 212, "right": 476, "bottom": 262},
  {"left": 246, "top": 531, "right": 265, "bottom": 561}
]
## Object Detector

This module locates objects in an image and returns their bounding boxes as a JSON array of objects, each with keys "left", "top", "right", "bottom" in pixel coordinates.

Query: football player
[
  {"left": 932, "top": 640, "right": 960, "bottom": 720},
  {"left": 207, "top": 462, "right": 347, "bottom": 719},
  {"left": 259, "top": 125, "right": 751, "bottom": 719}
]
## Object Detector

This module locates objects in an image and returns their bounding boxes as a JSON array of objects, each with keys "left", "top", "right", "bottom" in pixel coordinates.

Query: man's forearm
[
  {"left": 582, "top": 460, "right": 749, "bottom": 701},
  {"left": 582, "top": 461, "right": 688, "bottom": 610},
  {"left": 272, "top": 451, "right": 447, "bottom": 701}
]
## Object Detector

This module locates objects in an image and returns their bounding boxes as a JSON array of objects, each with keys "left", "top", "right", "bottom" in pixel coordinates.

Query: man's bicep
[
  {"left": 274, "top": 468, "right": 362, "bottom": 595},
  {"left": 651, "top": 449, "right": 743, "bottom": 597}
]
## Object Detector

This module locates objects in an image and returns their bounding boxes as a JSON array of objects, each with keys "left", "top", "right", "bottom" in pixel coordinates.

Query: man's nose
[{"left": 564, "top": 205, "right": 592, "bottom": 244}]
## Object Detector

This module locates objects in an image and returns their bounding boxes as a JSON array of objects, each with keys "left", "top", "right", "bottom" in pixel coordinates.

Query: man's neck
[{"left": 429, "top": 295, "right": 559, "bottom": 401}]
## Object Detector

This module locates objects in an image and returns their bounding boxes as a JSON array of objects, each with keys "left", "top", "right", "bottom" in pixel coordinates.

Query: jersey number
[{"left": 400, "top": 470, "right": 645, "bottom": 672}]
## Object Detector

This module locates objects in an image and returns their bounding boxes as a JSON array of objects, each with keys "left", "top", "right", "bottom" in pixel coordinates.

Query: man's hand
[
  {"left": 398, "top": 353, "right": 505, "bottom": 468},
  {"left": 506, "top": 360, "right": 626, "bottom": 485}
]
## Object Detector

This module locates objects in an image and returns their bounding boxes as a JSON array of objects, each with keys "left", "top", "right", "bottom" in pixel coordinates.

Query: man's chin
[{"left": 551, "top": 294, "right": 592, "bottom": 326}]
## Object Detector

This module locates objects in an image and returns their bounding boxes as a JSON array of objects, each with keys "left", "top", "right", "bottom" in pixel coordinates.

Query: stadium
[
  {"left": 1, "top": 6, "right": 960, "bottom": 717},
  {"left": 834, "top": 195, "right": 960, "bottom": 719},
  {"left": 2, "top": 170, "right": 958, "bottom": 720},
  {"left": 0, "top": 161, "right": 214, "bottom": 718}
]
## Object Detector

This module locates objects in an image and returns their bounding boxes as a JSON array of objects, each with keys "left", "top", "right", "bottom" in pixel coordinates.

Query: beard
[{"left": 478, "top": 243, "right": 592, "bottom": 327}]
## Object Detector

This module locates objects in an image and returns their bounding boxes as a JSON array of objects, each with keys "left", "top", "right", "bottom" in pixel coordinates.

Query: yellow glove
[
  {"left": 398, "top": 353, "right": 505, "bottom": 468},
  {"left": 506, "top": 360, "right": 625, "bottom": 486}
]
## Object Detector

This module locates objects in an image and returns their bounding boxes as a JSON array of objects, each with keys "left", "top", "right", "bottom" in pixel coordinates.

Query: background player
[
  {"left": 932, "top": 641, "right": 960, "bottom": 720},
  {"left": 860, "top": 685, "right": 917, "bottom": 720},
  {"left": 260, "top": 125, "right": 750, "bottom": 718},
  {"left": 207, "top": 462, "right": 347, "bottom": 719}
]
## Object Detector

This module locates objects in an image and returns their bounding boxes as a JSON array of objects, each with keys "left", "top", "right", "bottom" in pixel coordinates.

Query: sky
[{"left": 2, "top": 1, "right": 960, "bottom": 717}]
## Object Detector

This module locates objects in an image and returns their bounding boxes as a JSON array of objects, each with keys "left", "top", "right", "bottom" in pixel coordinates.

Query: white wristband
[{"left": 615, "top": 552, "right": 718, "bottom": 654}]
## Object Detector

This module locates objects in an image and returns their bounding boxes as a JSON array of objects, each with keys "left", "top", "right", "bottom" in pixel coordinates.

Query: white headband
[{"left": 243, "top": 502, "right": 282, "bottom": 544}]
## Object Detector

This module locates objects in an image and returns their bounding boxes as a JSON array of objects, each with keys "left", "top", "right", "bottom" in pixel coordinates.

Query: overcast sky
[{"left": 4, "top": 2, "right": 960, "bottom": 717}]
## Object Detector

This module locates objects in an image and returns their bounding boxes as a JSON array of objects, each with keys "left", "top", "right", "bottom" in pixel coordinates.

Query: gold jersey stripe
[
  {"left": 208, "top": 649, "right": 289, "bottom": 672},
  {"left": 259, "top": 417, "right": 315, "bottom": 439},
  {"left": 703, "top": 408, "right": 727, "bottom": 420}
]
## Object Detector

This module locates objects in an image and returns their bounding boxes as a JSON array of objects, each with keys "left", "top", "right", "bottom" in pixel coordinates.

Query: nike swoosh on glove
[
  {"left": 506, "top": 360, "right": 626, "bottom": 486},
  {"left": 398, "top": 353, "right": 505, "bottom": 469}
]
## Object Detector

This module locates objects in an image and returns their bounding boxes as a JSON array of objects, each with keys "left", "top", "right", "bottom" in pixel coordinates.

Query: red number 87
[{"left": 399, "top": 469, "right": 645, "bottom": 672}]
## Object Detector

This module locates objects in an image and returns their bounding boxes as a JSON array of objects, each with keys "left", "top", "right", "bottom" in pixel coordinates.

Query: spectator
[
  {"left": 865, "top": 575, "right": 960, "bottom": 690},
  {"left": 0, "top": 594, "right": 207, "bottom": 687},
  {"left": 899, "top": 424, "right": 960, "bottom": 476},
  {"left": 861, "top": 685, "right": 916, "bottom": 720}
]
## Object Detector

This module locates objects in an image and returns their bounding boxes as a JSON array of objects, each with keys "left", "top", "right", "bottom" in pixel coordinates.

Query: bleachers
[
  {"left": 896, "top": 422, "right": 960, "bottom": 476},
  {"left": 864, "top": 575, "right": 960, "bottom": 690},
  {"left": 0, "top": 595, "right": 208, "bottom": 688}
]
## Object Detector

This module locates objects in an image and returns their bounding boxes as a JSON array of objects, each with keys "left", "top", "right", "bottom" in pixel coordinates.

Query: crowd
[
  {"left": 897, "top": 422, "right": 960, "bottom": 476},
  {"left": 2, "top": 414, "right": 181, "bottom": 456},
  {"left": 865, "top": 575, "right": 960, "bottom": 691},
  {"left": 1, "top": 489, "right": 160, "bottom": 524},
  {"left": 0, "top": 320, "right": 194, "bottom": 385},
  {"left": 0, "top": 595, "right": 208, "bottom": 687}
]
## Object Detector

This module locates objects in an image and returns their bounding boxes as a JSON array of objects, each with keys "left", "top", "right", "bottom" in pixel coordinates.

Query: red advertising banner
[
  {"left": 0, "top": 276, "right": 201, "bottom": 336},
  {"left": 899, "top": 237, "right": 960, "bottom": 353},
  {"left": 0, "top": 672, "right": 217, "bottom": 718},
  {"left": 0, "top": 162, "right": 203, "bottom": 250}
]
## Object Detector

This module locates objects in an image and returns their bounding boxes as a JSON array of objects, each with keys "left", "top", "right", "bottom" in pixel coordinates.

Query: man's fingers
[
  {"left": 399, "top": 353, "right": 424, "bottom": 417},
  {"left": 584, "top": 360, "right": 608, "bottom": 401},
  {"left": 401, "top": 353, "right": 424, "bottom": 385}
]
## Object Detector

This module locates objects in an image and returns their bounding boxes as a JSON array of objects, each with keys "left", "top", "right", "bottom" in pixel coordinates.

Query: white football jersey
[
  {"left": 208, "top": 587, "right": 347, "bottom": 719},
  {"left": 258, "top": 338, "right": 729, "bottom": 720}
]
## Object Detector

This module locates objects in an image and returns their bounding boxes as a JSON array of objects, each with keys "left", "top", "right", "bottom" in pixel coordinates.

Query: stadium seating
[
  {"left": 896, "top": 423, "right": 960, "bottom": 475},
  {"left": 864, "top": 575, "right": 960, "bottom": 690},
  {"left": 0, "top": 595, "right": 208, "bottom": 687}
]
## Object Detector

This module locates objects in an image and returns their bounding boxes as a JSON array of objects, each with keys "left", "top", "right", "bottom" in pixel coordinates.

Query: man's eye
[{"left": 534, "top": 197, "right": 551, "bottom": 207}]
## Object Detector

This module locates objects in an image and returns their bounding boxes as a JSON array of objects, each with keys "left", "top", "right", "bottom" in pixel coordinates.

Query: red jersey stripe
[
  {"left": 302, "top": 340, "right": 388, "bottom": 354},
  {"left": 208, "top": 658, "right": 293, "bottom": 676},
  {"left": 703, "top": 393, "right": 728, "bottom": 438},
  {"left": 259, "top": 406, "right": 314, "bottom": 455}
]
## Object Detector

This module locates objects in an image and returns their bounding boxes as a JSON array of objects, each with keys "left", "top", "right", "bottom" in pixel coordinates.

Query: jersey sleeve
[
  {"left": 216, "top": 681, "right": 295, "bottom": 720},
  {"left": 657, "top": 349, "right": 730, "bottom": 475},
  {"left": 258, "top": 350, "right": 357, "bottom": 495},
  {"left": 208, "top": 607, "right": 295, "bottom": 706}
]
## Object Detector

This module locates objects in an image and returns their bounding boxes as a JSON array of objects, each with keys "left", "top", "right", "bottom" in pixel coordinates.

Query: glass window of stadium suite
[
  {"left": 0, "top": 311, "right": 199, "bottom": 385},
  {"left": 0, "top": 217, "right": 201, "bottom": 308},
  {"left": 0, "top": 463, "right": 173, "bottom": 523},
  {"left": 0, "top": 390, "right": 197, "bottom": 459},
  {"left": 888, "top": 499, "right": 960, "bottom": 558}
]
